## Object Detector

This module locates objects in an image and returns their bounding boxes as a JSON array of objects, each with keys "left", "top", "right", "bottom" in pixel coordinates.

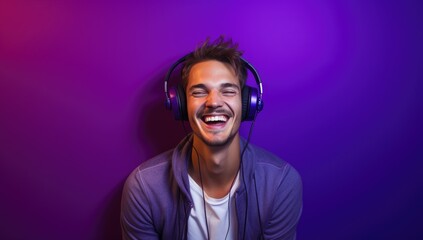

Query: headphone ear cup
[
  {"left": 168, "top": 84, "right": 188, "bottom": 121},
  {"left": 176, "top": 84, "right": 188, "bottom": 121},
  {"left": 241, "top": 86, "right": 260, "bottom": 121},
  {"left": 241, "top": 86, "right": 251, "bottom": 121}
]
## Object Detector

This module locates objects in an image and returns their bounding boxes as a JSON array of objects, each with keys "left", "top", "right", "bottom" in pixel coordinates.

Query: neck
[{"left": 189, "top": 134, "right": 241, "bottom": 198}]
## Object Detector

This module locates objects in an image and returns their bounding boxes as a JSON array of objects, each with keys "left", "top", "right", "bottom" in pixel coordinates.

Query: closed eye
[
  {"left": 222, "top": 90, "right": 237, "bottom": 96},
  {"left": 221, "top": 86, "right": 239, "bottom": 96},
  {"left": 221, "top": 83, "right": 240, "bottom": 97},
  {"left": 191, "top": 90, "right": 207, "bottom": 97}
]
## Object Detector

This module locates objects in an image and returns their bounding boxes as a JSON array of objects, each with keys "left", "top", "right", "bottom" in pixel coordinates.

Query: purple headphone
[{"left": 164, "top": 53, "right": 264, "bottom": 121}]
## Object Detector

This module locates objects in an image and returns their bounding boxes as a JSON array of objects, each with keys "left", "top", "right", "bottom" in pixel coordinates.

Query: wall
[{"left": 0, "top": 0, "right": 421, "bottom": 239}]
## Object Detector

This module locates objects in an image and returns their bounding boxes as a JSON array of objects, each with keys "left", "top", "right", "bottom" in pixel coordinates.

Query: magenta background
[{"left": 0, "top": 1, "right": 422, "bottom": 239}]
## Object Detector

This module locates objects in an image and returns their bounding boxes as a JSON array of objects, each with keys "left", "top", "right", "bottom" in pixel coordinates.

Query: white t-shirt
[{"left": 187, "top": 173, "right": 240, "bottom": 240}]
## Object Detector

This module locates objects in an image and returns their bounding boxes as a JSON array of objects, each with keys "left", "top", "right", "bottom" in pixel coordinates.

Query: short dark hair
[{"left": 181, "top": 36, "right": 247, "bottom": 89}]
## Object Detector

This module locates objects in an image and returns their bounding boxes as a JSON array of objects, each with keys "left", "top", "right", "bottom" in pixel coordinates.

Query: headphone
[{"left": 164, "top": 53, "right": 264, "bottom": 121}]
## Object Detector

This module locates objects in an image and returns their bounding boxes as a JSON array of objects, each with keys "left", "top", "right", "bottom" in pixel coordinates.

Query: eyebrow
[
  {"left": 189, "top": 84, "right": 207, "bottom": 92},
  {"left": 221, "top": 83, "right": 240, "bottom": 90},
  {"left": 188, "top": 83, "right": 240, "bottom": 91}
]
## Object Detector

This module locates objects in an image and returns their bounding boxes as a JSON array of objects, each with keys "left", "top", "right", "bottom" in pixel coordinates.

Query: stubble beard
[{"left": 194, "top": 130, "right": 238, "bottom": 148}]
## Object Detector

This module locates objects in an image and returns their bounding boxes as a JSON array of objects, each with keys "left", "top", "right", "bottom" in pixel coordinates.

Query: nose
[{"left": 205, "top": 90, "right": 223, "bottom": 108}]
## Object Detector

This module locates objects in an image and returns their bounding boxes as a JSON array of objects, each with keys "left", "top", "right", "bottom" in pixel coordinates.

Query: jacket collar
[
  {"left": 171, "top": 133, "right": 256, "bottom": 200},
  {"left": 171, "top": 134, "right": 193, "bottom": 202}
]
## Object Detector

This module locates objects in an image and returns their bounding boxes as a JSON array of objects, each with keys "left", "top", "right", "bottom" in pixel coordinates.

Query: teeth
[{"left": 204, "top": 115, "right": 227, "bottom": 122}]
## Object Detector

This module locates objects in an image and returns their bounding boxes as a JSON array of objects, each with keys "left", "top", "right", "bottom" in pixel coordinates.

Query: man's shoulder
[
  {"left": 138, "top": 149, "right": 174, "bottom": 170},
  {"left": 126, "top": 149, "right": 174, "bottom": 183},
  {"left": 249, "top": 143, "right": 301, "bottom": 182},
  {"left": 249, "top": 143, "right": 286, "bottom": 168}
]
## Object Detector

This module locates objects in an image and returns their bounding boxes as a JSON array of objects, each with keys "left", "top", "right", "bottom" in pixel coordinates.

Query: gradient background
[{"left": 0, "top": 0, "right": 422, "bottom": 239}]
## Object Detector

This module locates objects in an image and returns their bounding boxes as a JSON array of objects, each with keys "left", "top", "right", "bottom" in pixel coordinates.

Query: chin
[{"left": 195, "top": 131, "right": 238, "bottom": 147}]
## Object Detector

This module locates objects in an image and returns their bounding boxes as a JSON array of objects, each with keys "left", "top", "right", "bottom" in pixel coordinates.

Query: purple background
[{"left": 1, "top": 0, "right": 422, "bottom": 239}]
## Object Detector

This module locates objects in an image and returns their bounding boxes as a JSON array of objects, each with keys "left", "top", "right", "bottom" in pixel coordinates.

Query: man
[{"left": 121, "top": 37, "right": 302, "bottom": 239}]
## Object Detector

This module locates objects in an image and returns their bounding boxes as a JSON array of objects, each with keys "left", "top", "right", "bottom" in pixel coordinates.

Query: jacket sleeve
[
  {"left": 264, "top": 165, "right": 303, "bottom": 239},
  {"left": 120, "top": 170, "right": 160, "bottom": 240}
]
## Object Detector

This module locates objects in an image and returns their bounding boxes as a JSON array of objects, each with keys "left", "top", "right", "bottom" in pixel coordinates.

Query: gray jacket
[{"left": 121, "top": 134, "right": 302, "bottom": 239}]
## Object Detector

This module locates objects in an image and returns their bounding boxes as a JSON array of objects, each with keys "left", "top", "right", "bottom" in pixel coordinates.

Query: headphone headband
[
  {"left": 240, "top": 56, "right": 264, "bottom": 104},
  {"left": 164, "top": 55, "right": 189, "bottom": 102}
]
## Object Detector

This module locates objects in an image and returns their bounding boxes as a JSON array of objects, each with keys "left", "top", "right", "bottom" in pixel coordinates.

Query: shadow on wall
[
  {"left": 97, "top": 180, "right": 125, "bottom": 240},
  {"left": 136, "top": 65, "right": 189, "bottom": 160},
  {"left": 97, "top": 64, "right": 188, "bottom": 240}
]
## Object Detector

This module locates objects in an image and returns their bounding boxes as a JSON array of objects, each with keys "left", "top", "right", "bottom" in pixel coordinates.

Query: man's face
[{"left": 186, "top": 60, "right": 242, "bottom": 147}]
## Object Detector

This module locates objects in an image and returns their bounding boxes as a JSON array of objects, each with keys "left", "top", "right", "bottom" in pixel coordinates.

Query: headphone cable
[
  {"left": 180, "top": 108, "right": 260, "bottom": 239},
  {"left": 192, "top": 144, "right": 211, "bottom": 240},
  {"left": 241, "top": 110, "right": 258, "bottom": 239}
]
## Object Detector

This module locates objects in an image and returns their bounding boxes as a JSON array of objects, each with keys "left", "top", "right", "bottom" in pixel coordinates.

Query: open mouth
[{"left": 202, "top": 115, "right": 228, "bottom": 125}]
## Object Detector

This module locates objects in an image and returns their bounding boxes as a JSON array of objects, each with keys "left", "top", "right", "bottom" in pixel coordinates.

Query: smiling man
[{"left": 120, "top": 37, "right": 303, "bottom": 240}]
